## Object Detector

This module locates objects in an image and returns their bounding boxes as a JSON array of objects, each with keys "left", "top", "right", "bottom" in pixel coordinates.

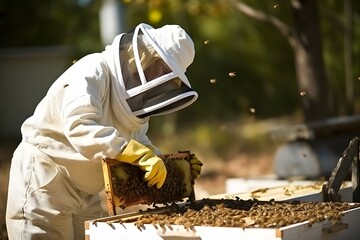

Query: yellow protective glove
[
  {"left": 190, "top": 154, "right": 203, "bottom": 179},
  {"left": 117, "top": 139, "right": 167, "bottom": 188}
]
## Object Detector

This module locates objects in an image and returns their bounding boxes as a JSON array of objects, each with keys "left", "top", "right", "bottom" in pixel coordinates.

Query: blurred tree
[
  {"left": 1, "top": 0, "right": 358, "bottom": 125},
  {"left": 122, "top": 0, "right": 298, "bottom": 122},
  {"left": 0, "top": 0, "right": 102, "bottom": 56},
  {"left": 123, "top": 0, "right": 360, "bottom": 123},
  {"left": 321, "top": 0, "right": 360, "bottom": 116},
  {"left": 343, "top": 0, "right": 354, "bottom": 114},
  {"left": 229, "top": 0, "right": 335, "bottom": 122}
]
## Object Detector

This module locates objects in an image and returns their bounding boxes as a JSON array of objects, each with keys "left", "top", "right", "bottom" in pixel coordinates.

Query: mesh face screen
[
  {"left": 119, "top": 31, "right": 142, "bottom": 90},
  {"left": 143, "top": 58, "right": 172, "bottom": 82},
  {"left": 120, "top": 30, "right": 173, "bottom": 91},
  {"left": 126, "top": 80, "right": 190, "bottom": 112},
  {"left": 117, "top": 24, "right": 197, "bottom": 118},
  {"left": 137, "top": 96, "right": 194, "bottom": 118}
]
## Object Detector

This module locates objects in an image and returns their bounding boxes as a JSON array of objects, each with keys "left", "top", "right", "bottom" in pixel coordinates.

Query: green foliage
[
  {"left": 171, "top": 1, "right": 299, "bottom": 121},
  {"left": 319, "top": 0, "right": 360, "bottom": 114},
  {"left": 1, "top": 0, "right": 358, "bottom": 124},
  {"left": 0, "top": 0, "right": 102, "bottom": 55}
]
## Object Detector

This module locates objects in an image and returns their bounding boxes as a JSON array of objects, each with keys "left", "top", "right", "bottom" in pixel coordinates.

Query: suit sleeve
[{"left": 61, "top": 56, "right": 127, "bottom": 161}]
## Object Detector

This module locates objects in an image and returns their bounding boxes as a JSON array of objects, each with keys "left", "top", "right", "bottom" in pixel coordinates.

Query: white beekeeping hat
[{"left": 119, "top": 23, "right": 198, "bottom": 118}]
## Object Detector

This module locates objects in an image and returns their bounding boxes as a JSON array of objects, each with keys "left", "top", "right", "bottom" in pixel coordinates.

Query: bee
[
  {"left": 210, "top": 78, "right": 217, "bottom": 84},
  {"left": 228, "top": 72, "right": 236, "bottom": 77}
]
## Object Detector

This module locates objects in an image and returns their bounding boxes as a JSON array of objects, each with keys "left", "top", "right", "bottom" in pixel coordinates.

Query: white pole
[{"left": 99, "top": 0, "right": 125, "bottom": 46}]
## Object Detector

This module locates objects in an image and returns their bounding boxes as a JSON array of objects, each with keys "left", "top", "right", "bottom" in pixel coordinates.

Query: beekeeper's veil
[{"left": 119, "top": 23, "right": 198, "bottom": 118}]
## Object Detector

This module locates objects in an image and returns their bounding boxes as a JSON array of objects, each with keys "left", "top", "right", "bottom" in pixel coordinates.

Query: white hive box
[
  {"left": 85, "top": 206, "right": 360, "bottom": 240},
  {"left": 85, "top": 182, "right": 359, "bottom": 240},
  {"left": 216, "top": 180, "right": 353, "bottom": 202}
]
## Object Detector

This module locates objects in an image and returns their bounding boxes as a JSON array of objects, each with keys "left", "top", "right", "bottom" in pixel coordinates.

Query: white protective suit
[{"left": 6, "top": 23, "right": 197, "bottom": 240}]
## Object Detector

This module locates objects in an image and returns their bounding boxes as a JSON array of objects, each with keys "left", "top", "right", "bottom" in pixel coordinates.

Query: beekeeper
[{"left": 6, "top": 23, "right": 202, "bottom": 240}]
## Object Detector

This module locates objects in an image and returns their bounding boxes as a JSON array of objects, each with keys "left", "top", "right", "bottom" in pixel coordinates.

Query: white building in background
[
  {"left": 0, "top": 0, "right": 127, "bottom": 140},
  {"left": 0, "top": 0, "right": 125, "bottom": 140},
  {"left": 0, "top": 46, "right": 73, "bottom": 139}
]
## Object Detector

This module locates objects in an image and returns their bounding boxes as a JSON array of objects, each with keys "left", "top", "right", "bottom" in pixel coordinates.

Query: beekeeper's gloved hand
[
  {"left": 117, "top": 139, "right": 167, "bottom": 188},
  {"left": 190, "top": 154, "right": 203, "bottom": 179}
]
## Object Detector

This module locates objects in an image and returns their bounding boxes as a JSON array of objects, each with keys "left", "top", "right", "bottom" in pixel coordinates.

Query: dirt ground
[
  {"left": 0, "top": 141, "right": 274, "bottom": 239},
  {"left": 0, "top": 141, "right": 17, "bottom": 240}
]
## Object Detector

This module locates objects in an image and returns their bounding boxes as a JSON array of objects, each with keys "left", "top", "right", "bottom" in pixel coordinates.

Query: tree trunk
[
  {"left": 344, "top": 0, "right": 354, "bottom": 114},
  {"left": 291, "top": 0, "right": 334, "bottom": 122}
]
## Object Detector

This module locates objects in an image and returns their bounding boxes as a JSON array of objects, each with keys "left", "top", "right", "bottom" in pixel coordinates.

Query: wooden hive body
[
  {"left": 102, "top": 151, "right": 196, "bottom": 215},
  {"left": 86, "top": 182, "right": 359, "bottom": 240}
]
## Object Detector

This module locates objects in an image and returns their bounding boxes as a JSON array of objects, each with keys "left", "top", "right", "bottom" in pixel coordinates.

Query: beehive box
[
  {"left": 213, "top": 181, "right": 353, "bottom": 202},
  {"left": 85, "top": 183, "right": 359, "bottom": 240},
  {"left": 85, "top": 199, "right": 360, "bottom": 240},
  {"left": 102, "top": 151, "right": 195, "bottom": 215}
]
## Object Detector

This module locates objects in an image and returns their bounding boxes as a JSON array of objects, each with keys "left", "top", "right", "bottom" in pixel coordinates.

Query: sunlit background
[{"left": 1, "top": 0, "right": 360, "bottom": 238}]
